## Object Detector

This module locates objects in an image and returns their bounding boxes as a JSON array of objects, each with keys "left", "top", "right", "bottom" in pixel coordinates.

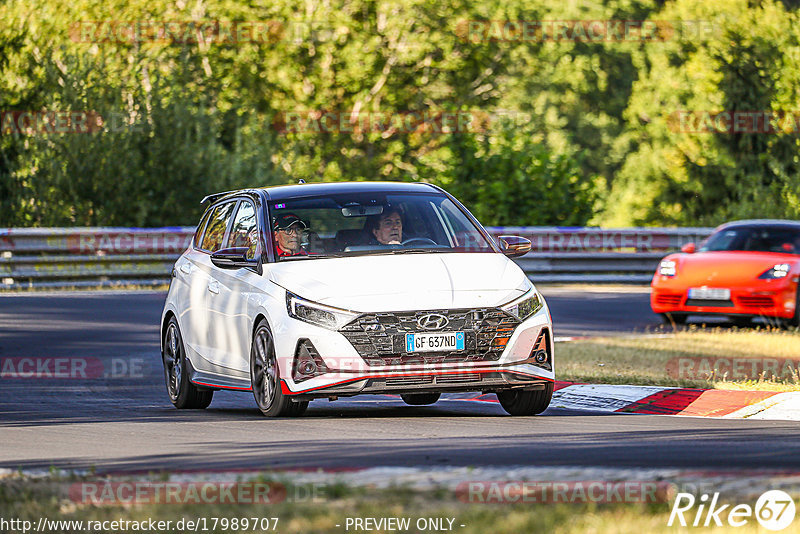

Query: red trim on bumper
[
  {"left": 191, "top": 380, "right": 252, "bottom": 391},
  {"left": 282, "top": 368, "right": 553, "bottom": 395}
]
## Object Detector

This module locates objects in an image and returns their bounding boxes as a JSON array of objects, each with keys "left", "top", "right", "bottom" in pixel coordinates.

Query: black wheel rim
[
  {"left": 163, "top": 323, "right": 182, "bottom": 400},
  {"left": 252, "top": 328, "right": 277, "bottom": 410}
]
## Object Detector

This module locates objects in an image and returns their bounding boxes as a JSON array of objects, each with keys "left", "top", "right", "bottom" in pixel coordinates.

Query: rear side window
[
  {"left": 225, "top": 201, "right": 260, "bottom": 259},
  {"left": 193, "top": 210, "right": 212, "bottom": 248},
  {"left": 200, "top": 202, "right": 236, "bottom": 252}
]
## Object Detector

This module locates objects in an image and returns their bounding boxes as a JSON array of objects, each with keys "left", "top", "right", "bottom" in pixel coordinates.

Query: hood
[
  {"left": 267, "top": 253, "right": 530, "bottom": 311},
  {"left": 671, "top": 251, "right": 798, "bottom": 285}
]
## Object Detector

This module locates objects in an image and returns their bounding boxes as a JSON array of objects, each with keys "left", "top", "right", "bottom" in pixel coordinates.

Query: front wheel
[
  {"left": 250, "top": 320, "right": 308, "bottom": 417},
  {"left": 788, "top": 288, "right": 800, "bottom": 328},
  {"left": 497, "top": 383, "right": 553, "bottom": 416},
  {"left": 660, "top": 312, "right": 687, "bottom": 325},
  {"left": 401, "top": 393, "right": 440, "bottom": 406},
  {"left": 162, "top": 318, "right": 213, "bottom": 409}
]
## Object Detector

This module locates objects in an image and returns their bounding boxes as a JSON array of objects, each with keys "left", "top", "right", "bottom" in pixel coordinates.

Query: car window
[
  {"left": 266, "top": 192, "right": 494, "bottom": 260},
  {"left": 225, "top": 201, "right": 260, "bottom": 260},
  {"left": 702, "top": 226, "right": 800, "bottom": 254},
  {"left": 200, "top": 202, "right": 236, "bottom": 253},
  {"left": 193, "top": 209, "right": 212, "bottom": 248}
]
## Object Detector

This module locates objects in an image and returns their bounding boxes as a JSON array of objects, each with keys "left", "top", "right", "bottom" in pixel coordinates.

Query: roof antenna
[{"left": 298, "top": 179, "right": 306, "bottom": 184}]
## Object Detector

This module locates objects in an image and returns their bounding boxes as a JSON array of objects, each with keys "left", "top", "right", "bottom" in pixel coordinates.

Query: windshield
[
  {"left": 266, "top": 192, "right": 495, "bottom": 260},
  {"left": 700, "top": 225, "right": 800, "bottom": 254}
]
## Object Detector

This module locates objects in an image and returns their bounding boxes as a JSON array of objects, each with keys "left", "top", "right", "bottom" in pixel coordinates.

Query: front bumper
[
  {"left": 651, "top": 277, "right": 798, "bottom": 318},
  {"left": 274, "top": 302, "right": 555, "bottom": 395}
]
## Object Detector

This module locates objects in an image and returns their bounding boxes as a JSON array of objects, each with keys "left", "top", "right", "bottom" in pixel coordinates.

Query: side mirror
[
  {"left": 499, "top": 235, "right": 532, "bottom": 258},
  {"left": 211, "top": 247, "right": 259, "bottom": 270},
  {"left": 681, "top": 242, "right": 696, "bottom": 254}
]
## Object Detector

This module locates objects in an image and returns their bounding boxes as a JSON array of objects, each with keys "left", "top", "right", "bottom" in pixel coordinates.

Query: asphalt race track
[{"left": 1, "top": 289, "right": 799, "bottom": 474}]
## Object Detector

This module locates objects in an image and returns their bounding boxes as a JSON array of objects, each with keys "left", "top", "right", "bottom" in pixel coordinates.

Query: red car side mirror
[{"left": 681, "top": 242, "right": 696, "bottom": 254}]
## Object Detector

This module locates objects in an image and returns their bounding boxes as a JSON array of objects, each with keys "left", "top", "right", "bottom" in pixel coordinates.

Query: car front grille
[
  {"left": 685, "top": 299, "right": 734, "bottom": 307},
  {"left": 338, "top": 308, "right": 520, "bottom": 366}
]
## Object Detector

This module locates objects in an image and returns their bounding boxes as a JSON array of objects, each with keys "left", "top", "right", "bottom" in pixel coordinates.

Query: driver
[
  {"left": 273, "top": 213, "right": 308, "bottom": 257},
  {"left": 371, "top": 207, "right": 403, "bottom": 245}
]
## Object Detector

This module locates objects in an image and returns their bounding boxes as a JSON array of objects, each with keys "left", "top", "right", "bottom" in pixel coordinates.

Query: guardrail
[{"left": 0, "top": 226, "right": 714, "bottom": 289}]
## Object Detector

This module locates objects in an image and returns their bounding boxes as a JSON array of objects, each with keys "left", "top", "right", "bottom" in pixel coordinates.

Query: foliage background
[{"left": 1, "top": 0, "right": 798, "bottom": 227}]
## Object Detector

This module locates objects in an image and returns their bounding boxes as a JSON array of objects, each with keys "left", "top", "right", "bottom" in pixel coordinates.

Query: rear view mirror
[
  {"left": 211, "top": 247, "right": 258, "bottom": 270},
  {"left": 681, "top": 242, "right": 696, "bottom": 254},
  {"left": 498, "top": 235, "right": 532, "bottom": 258},
  {"left": 341, "top": 203, "right": 384, "bottom": 217}
]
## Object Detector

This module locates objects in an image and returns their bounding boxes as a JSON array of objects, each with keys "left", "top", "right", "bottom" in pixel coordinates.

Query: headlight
[
  {"left": 659, "top": 260, "right": 677, "bottom": 277},
  {"left": 286, "top": 292, "right": 359, "bottom": 330},
  {"left": 759, "top": 263, "right": 791, "bottom": 280},
  {"left": 502, "top": 290, "right": 544, "bottom": 321}
]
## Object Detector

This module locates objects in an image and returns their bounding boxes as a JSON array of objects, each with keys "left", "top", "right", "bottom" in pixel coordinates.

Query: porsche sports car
[
  {"left": 651, "top": 219, "right": 800, "bottom": 326},
  {"left": 160, "top": 182, "right": 554, "bottom": 416}
]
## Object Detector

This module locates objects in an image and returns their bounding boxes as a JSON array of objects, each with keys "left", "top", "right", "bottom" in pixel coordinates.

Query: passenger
[
  {"left": 368, "top": 207, "right": 403, "bottom": 245},
  {"left": 273, "top": 213, "right": 308, "bottom": 257}
]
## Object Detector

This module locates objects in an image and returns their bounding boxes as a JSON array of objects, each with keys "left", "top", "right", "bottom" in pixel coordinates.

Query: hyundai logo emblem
[{"left": 417, "top": 313, "right": 449, "bottom": 330}]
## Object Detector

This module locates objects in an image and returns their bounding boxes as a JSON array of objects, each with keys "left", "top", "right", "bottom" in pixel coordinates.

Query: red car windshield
[{"left": 701, "top": 225, "right": 800, "bottom": 254}]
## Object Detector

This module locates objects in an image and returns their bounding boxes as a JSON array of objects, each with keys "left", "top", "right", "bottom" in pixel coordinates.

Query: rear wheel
[
  {"left": 401, "top": 393, "right": 441, "bottom": 406},
  {"left": 250, "top": 320, "right": 308, "bottom": 417},
  {"left": 497, "top": 383, "right": 553, "bottom": 416},
  {"left": 162, "top": 318, "right": 213, "bottom": 409},
  {"left": 660, "top": 312, "right": 687, "bottom": 325}
]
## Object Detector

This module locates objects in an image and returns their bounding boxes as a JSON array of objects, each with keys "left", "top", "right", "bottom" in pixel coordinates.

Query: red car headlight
[
  {"left": 658, "top": 260, "right": 677, "bottom": 277},
  {"left": 758, "top": 263, "right": 791, "bottom": 280}
]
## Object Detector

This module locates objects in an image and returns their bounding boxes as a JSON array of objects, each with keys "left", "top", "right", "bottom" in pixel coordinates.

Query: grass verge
[
  {"left": 556, "top": 328, "right": 800, "bottom": 390},
  {"left": 0, "top": 476, "right": 770, "bottom": 534}
]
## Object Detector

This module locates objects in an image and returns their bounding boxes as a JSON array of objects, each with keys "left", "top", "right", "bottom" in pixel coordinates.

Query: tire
[
  {"left": 250, "top": 319, "right": 307, "bottom": 417},
  {"left": 730, "top": 316, "right": 752, "bottom": 328},
  {"left": 497, "top": 383, "right": 553, "bottom": 416},
  {"left": 786, "top": 288, "right": 800, "bottom": 328},
  {"left": 401, "top": 393, "right": 441, "bottom": 406},
  {"left": 162, "top": 317, "right": 213, "bottom": 409},
  {"left": 660, "top": 312, "right": 687, "bottom": 325},
  {"left": 285, "top": 400, "right": 309, "bottom": 416}
]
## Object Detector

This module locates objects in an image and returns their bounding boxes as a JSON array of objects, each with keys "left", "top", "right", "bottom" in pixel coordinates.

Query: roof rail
[{"left": 200, "top": 190, "right": 240, "bottom": 204}]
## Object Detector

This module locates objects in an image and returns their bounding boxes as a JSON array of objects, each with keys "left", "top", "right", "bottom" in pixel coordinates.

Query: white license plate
[
  {"left": 405, "top": 332, "right": 465, "bottom": 353},
  {"left": 688, "top": 287, "right": 731, "bottom": 300}
]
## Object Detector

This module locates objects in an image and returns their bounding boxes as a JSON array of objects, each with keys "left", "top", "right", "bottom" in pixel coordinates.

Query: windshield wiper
[{"left": 386, "top": 248, "right": 446, "bottom": 254}]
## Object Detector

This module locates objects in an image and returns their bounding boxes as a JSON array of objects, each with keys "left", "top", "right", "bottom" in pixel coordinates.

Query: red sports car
[{"left": 651, "top": 220, "right": 800, "bottom": 326}]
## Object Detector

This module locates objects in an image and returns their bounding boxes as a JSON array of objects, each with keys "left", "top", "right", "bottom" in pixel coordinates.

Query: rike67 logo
[{"left": 669, "top": 490, "right": 796, "bottom": 531}]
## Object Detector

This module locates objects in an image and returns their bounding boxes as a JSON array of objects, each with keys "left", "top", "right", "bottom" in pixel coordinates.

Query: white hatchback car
[{"left": 161, "top": 182, "right": 554, "bottom": 416}]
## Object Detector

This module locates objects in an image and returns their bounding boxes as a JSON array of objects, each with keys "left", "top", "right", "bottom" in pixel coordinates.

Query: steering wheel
[{"left": 401, "top": 237, "right": 438, "bottom": 246}]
